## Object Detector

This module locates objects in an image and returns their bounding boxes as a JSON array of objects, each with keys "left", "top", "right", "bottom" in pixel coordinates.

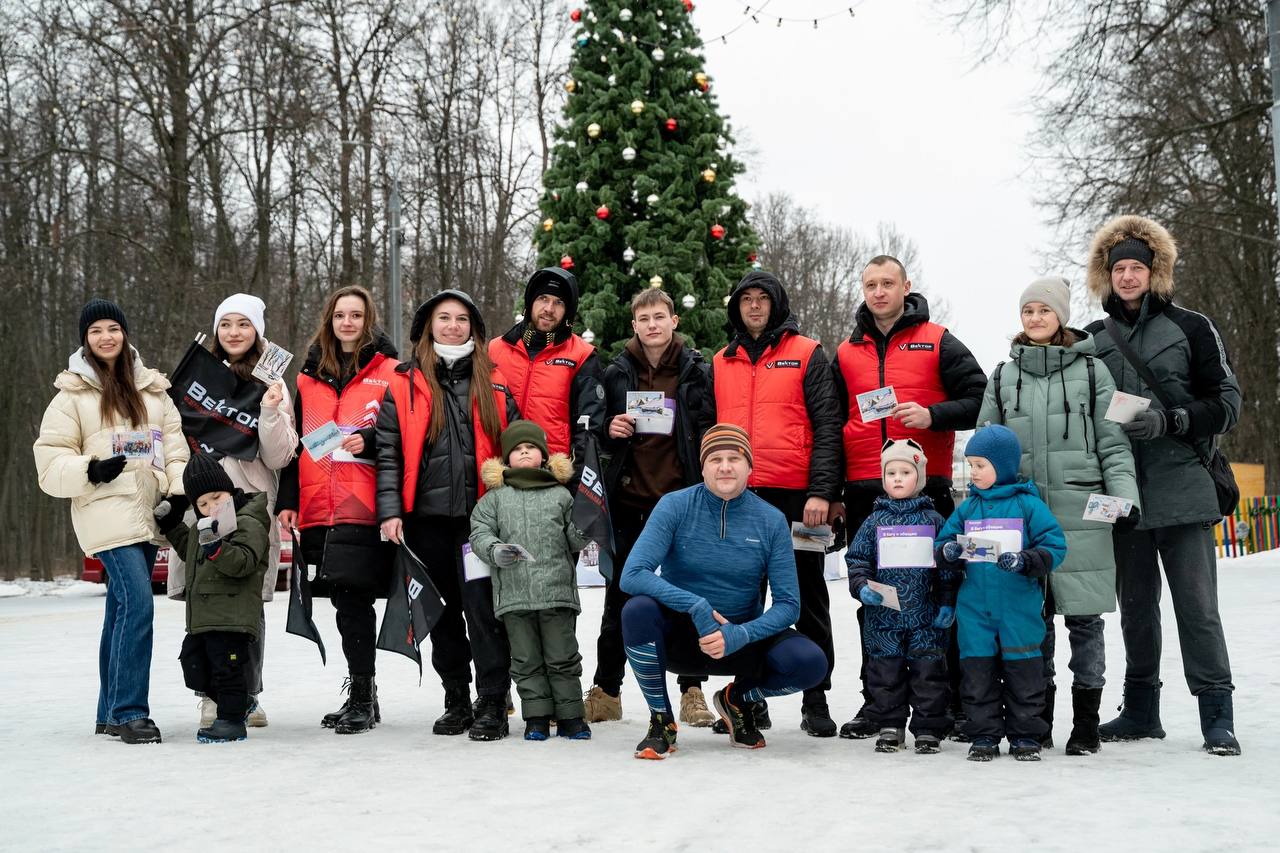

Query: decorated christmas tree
[{"left": 535, "top": 0, "right": 759, "bottom": 353}]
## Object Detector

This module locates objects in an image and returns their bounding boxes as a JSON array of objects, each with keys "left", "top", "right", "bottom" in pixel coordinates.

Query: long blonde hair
[
  {"left": 310, "top": 286, "right": 378, "bottom": 381},
  {"left": 413, "top": 304, "right": 503, "bottom": 445}
]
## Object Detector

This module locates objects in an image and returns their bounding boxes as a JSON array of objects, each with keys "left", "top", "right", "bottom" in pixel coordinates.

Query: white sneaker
[
  {"left": 246, "top": 699, "right": 268, "bottom": 728},
  {"left": 198, "top": 696, "right": 216, "bottom": 727}
]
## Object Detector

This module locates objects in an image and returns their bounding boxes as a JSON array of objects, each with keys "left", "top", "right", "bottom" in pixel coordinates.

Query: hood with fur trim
[
  {"left": 1086, "top": 215, "right": 1177, "bottom": 303},
  {"left": 480, "top": 452, "right": 574, "bottom": 489}
]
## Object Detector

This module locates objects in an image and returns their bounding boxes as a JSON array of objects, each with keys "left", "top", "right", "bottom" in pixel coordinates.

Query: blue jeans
[{"left": 96, "top": 543, "right": 157, "bottom": 725}]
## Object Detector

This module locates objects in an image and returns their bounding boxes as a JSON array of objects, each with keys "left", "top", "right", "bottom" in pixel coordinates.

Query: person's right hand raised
[
  {"left": 608, "top": 414, "right": 636, "bottom": 440},
  {"left": 381, "top": 517, "right": 403, "bottom": 544}
]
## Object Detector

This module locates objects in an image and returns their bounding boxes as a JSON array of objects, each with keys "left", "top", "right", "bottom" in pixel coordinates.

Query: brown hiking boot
[
  {"left": 679, "top": 685, "right": 716, "bottom": 727},
  {"left": 584, "top": 685, "right": 622, "bottom": 722}
]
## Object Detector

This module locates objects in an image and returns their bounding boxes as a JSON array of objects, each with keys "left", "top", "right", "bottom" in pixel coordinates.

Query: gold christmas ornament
[
  {"left": 694, "top": 72, "right": 709, "bottom": 87},
  {"left": 701, "top": 168, "right": 716, "bottom": 183},
  {"left": 630, "top": 99, "right": 645, "bottom": 115},
  {"left": 565, "top": 79, "right": 577, "bottom": 93},
  {"left": 542, "top": 217, "right": 554, "bottom": 232},
  {"left": 587, "top": 122, "right": 601, "bottom": 138},
  {"left": 649, "top": 275, "right": 664, "bottom": 288}
]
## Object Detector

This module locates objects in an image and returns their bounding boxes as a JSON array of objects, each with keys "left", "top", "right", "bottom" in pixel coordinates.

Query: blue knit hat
[{"left": 964, "top": 425, "right": 1022, "bottom": 486}]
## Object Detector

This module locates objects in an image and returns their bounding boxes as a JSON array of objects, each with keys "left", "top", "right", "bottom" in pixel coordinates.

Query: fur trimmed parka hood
[
  {"left": 1086, "top": 215, "right": 1177, "bottom": 303},
  {"left": 480, "top": 452, "right": 573, "bottom": 489}
]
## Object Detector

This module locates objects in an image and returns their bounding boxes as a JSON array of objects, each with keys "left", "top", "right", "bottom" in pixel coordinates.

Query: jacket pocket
[{"left": 1061, "top": 468, "right": 1102, "bottom": 490}]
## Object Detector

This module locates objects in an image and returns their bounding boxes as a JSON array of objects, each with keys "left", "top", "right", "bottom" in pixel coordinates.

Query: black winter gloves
[
  {"left": 87, "top": 454, "right": 127, "bottom": 485},
  {"left": 153, "top": 495, "right": 190, "bottom": 534}
]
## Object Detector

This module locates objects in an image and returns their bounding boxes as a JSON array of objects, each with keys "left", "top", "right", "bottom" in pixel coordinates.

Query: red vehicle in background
[{"left": 82, "top": 539, "right": 292, "bottom": 595}]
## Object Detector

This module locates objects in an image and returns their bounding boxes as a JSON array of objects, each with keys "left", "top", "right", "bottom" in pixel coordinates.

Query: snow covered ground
[{"left": 3, "top": 553, "right": 1278, "bottom": 852}]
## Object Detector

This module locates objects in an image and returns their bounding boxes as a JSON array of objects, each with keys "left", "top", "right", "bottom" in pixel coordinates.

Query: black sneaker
[
  {"left": 839, "top": 714, "right": 878, "bottom": 740},
  {"left": 713, "top": 699, "right": 771, "bottom": 734},
  {"left": 197, "top": 719, "right": 247, "bottom": 743},
  {"left": 634, "top": 711, "right": 679, "bottom": 760},
  {"left": 556, "top": 717, "right": 592, "bottom": 740},
  {"left": 1010, "top": 738, "right": 1042, "bottom": 761},
  {"left": 524, "top": 716, "right": 551, "bottom": 741},
  {"left": 469, "top": 695, "right": 510, "bottom": 741},
  {"left": 432, "top": 685, "right": 474, "bottom": 736},
  {"left": 800, "top": 699, "right": 837, "bottom": 738},
  {"left": 874, "top": 727, "right": 905, "bottom": 753},
  {"left": 967, "top": 738, "right": 1000, "bottom": 762},
  {"left": 106, "top": 718, "right": 162, "bottom": 744},
  {"left": 915, "top": 734, "right": 942, "bottom": 754},
  {"left": 712, "top": 684, "right": 766, "bottom": 749}
]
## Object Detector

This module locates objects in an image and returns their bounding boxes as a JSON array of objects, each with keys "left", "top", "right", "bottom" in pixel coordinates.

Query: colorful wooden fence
[{"left": 1215, "top": 496, "right": 1280, "bottom": 558}]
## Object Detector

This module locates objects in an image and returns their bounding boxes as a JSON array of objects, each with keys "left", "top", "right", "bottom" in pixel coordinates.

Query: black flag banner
[
  {"left": 167, "top": 336, "right": 265, "bottom": 461},
  {"left": 572, "top": 429, "right": 616, "bottom": 582},
  {"left": 376, "top": 542, "right": 445, "bottom": 678},
  {"left": 285, "top": 533, "right": 327, "bottom": 665}
]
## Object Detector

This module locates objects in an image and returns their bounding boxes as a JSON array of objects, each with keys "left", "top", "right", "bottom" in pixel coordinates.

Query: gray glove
[
  {"left": 492, "top": 545, "right": 520, "bottom": 568},
  {"left": 1122, "top": 407, "right": 1186, "bottom": 441},
  {"left": 196, "top": 516, "right": 222, "bottom": 547}
]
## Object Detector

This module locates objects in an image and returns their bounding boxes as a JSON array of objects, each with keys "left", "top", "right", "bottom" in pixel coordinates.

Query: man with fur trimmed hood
[{"left": 1083, "top": 214, "right": 1242, "bottom": 756}]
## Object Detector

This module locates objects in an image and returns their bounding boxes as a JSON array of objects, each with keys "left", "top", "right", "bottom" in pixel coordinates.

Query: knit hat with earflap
[
  {"left": 500, "top": 420, "right": 549, "bottom": 465},
  {"left": 964, "top": 424, "right": 1023, "bottom": 486},
  {"left": 881, "top": 438, "right": 927, "bottom": 497},
  {"left": 182, "top": 452, "right": 235, "bottom": 506}
]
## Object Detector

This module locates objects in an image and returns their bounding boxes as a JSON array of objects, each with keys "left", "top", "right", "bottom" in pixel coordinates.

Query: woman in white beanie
[
  {"left": 975, "top": 276, "right": 1140, "bottom": 756},
  {"left": 171, "top": 293, "right": 298, "bottom": 728}
]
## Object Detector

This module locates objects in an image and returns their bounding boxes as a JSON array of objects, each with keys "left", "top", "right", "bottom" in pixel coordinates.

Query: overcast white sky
[{"left": 694, "top": 0, "right": 1069, "bottom": 373}]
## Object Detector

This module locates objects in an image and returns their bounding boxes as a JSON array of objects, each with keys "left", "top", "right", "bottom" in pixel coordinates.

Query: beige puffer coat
[{"left": 34, "top": 348, "right": 190, "bottom": 556}]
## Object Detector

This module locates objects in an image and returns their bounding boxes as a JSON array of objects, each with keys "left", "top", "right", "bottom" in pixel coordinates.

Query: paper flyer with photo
[
  {"left": 626, "top": 391, "right": 675, "bottom": 435},
  {"left": 301, "top": 421, "right": 345, "bottom": 461},
  {"left": 1084, "top": 494, "right": 1134, "bottom": 524},
  {"left": 955, "top": 535, "right": 1001, "bottom": 562},
  {"left": 1104, "top": 391, "right": 1152, "bottom": 424},
  {"left": 111, "top": 430, "right": 154, "bottom": 460},
  {"left": 251, "top": 341, "right": 295, "bottom": 385},
  {"left": 964, "top": 517, "right": 1024, "bottom": 555},
  {"left": 865, "top": 580, "right": 901, "bottom": 611},
  {"left": 212, "top": 493, "right": 239, "bottom": 537},
  {"left": 150, "top": 428, "right": 165, "bottom": 471},
  {"left": 856, "top": 385, "right": 898, "bottom": 423},
  {"left": 462, "top": 543, "right": 490, "bottom": 581},
  {"left": 876, "top": 525, "right": 936, "bottom": 568},
  {"left": 791, "top": 522, "right": 835, "bottom": 553}
]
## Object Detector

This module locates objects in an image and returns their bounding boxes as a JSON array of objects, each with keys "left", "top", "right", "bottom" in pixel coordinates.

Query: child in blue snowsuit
[
  {"left": 936, "top": 425, "right": 1067, "bottom": 761},
  {"left": 846, "top": 439, "right": 958, "bottom": 754}
]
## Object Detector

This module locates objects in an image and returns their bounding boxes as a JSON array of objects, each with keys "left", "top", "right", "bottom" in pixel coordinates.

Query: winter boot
[
  {"left": 800, "top": 693, "right": 838, "bottom": 738},
  {"left": 914, "top": 734, "right": 942, "bottom": 755},
  {"left": 107, "top": 718, "right": 162, "bottom": 744},
  {"left": 584, "top": 685, "right": 622, "bottom": 723},
  {"left": 469, "top": 694, "right": 510, "bottom": 741},
  {"left": 713, "top": 699, "right": 771, "bottom": 733},
  {"left": 1010, "top": 738, "right": 1042, "bottom": 761},
  {"left": 1065, "top": 687, "right": 1103, "bottom": 756},
  {"left": 432, "top": 685, "right": 474, "bottom": 736},
  {"left": 524, "top": 716, "right": 551, "bottom": 741},
  {"left": 335, "top": 674, "right": 378, "bottom": 734},
  {"left": 634, "top": 711, "right": 679, "bottom": 760},
  {"left": 197, "top": 718, "right": 248, "bottom": 743},
  {"left": 679, "top": 685, "right": 716, "bottom": 727},
  {"left": 947, "top": 706, "right": 971, "bottom": 742},
  {"left": 322, "top": 677, "right": 380, "bottom": 729},
  {"left": 199, "top": 696, "right": 217, "bottom": 727},
  {"left": 557, "top": 717, "right": 592, "bottom": 740},
  {"left": 874, "top": 727, "right": 906, "bottom": 753},
  {"left": 1039, "top": 683, "right": 1056, "bottom": 748},
  {"left": 1197, "top": 690, "right": 1241, "bottom": 756},
  {"left": 712, "top": 684, "right": 766, "bottom": 749},
  {"left": 839, "top": 710, "right": 878, "bottom": 740},
  {"left": 1099, "top": 683, "right": 1166, "bottom": 742},
  {"left": 245, "top": 698, "right": 268, "bottom": 728},
  {"left": 966, "top": 737, "right": 1000, "bottom": 762}
]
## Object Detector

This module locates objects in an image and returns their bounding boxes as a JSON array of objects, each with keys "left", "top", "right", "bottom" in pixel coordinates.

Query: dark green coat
[
  {"left": 165, "top": 492, "right": 270, "bottom": 637},
  {"left": 977, "top": 333, "right": 1139, "bottom": 615}
]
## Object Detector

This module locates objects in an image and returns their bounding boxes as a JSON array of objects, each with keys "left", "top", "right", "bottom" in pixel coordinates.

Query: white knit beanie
[
  {"left": 1019, "top": 276, "right": 1072, "bottom": 327},
  {"left": 213, "top": 293, "right": 267, "bottom": 340}
]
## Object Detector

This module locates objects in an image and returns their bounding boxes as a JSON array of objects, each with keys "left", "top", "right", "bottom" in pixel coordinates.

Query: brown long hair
[
  {"left": 208, "top": 336, "right": 265, "bottom": 383},
  {"left": 87, "top": 337, "right": 147, "bottom": 428},
  {"left": 413, "top": 302, "right": 503, "bottom": 445},
  {"left": 1014, "top": 327, "right": 1079, "bottom": 348},
  {"left": 310, "top": 286, "right": 377, "bottom": 381}
]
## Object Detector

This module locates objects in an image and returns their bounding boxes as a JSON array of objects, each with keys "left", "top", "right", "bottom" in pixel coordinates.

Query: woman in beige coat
[
  {"left": 33, "top": 299, "right": 189, "bottom": 744},
  {"left": 167, "top": 293, "right": 298, "bottom": 728}
]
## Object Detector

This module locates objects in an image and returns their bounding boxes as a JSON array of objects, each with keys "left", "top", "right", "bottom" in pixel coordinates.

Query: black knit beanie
[
  {"left": 79, "top": 298, "right": 129, "bottom": 343},
  {"left": 1107, "top": 238, "right": 1155, "bottom": 271},
  {"left": 182, "top": 452, "right": 235, "bottom": 506}
]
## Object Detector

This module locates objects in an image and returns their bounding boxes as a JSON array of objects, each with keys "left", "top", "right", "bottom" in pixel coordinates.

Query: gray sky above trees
[{"left": 698, "top": 0, "right": 1060, "bottom": 372}]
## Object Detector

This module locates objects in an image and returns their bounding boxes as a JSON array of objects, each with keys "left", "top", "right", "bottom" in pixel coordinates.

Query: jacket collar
[{"left": 967, "top": 479, "right": 1039, "bottom": 501}]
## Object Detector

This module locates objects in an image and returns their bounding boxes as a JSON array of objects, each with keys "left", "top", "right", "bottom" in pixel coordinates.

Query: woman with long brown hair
[
  {"left": 275, "top": 285, "right": 398, "bottom": 734},
  {"left": 34, "top": 299, "right": 190, "bottom": 744},
  {"left": 376, "top": 289, "right": 519, "bottom": 741}
]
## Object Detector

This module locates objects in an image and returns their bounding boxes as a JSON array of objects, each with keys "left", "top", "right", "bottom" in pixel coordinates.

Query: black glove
[
  {"left": 153, "top": 495, "right": 190, "bottom": 534},
  {"left": 87, "top": 454, "right": 127, "bottom": 485},
  {"left": 1114, "top": 507, "right": 1140, "bottom": 533}
]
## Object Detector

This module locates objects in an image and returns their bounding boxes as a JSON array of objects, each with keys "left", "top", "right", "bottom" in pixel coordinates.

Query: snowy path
[{"left": 3, "top": 554, "right": 1278, "bottom": 852}]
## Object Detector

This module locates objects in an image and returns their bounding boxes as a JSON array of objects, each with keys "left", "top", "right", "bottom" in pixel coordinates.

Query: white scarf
[{"left": 433, "top": 339, "right": 475, "bottom": 366}]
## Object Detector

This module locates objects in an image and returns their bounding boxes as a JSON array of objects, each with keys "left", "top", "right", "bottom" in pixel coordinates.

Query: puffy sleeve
[
  {"left": 160, "top": 394, "right": 190, "bottom": 495},
  {"left": 257, "top": 383, "right": 299, "bottom": 471},
  {"left": 33, "top": 392, "right": 93, "bottom": 499}
]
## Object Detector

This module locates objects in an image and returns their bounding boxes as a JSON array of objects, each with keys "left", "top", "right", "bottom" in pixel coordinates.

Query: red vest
[
  {"left": 837, "top": 321, "right": 952, "bottom": 481},
  {"left": 384, "top": 364, "right": 510, "bottom": 514},
  {"left": 488, "top": 334, "right": 594, "bottom": 457},
  {"left": 296, "top": 353, "right": 397, "bottom": 529},
  {"left": 713, "top": 332, "right": 819, "bottom": 490}
]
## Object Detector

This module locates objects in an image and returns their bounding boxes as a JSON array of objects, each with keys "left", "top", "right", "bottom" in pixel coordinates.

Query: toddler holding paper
[
  {"left": 936, "top": 425, "right": 1067, "bottom": 762},
  {"left": 845, "top": 439, "right": 956, "bottom": 754},
  {"left": 469, "top": 421, "right": 591, "bottom": 742}
]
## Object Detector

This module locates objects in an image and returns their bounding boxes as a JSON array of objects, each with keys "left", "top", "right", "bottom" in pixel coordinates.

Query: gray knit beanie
[{"left": 1019, "top": 276, "right": 1072, "bottom": 327}]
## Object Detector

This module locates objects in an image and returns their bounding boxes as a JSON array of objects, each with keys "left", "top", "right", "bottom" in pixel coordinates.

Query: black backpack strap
[
  {"left": 1085, "top": 354, "right": 1097, "bottom": 417},
  {"left": 992, "top": 361, "right": 1005, "bottom": 424}
]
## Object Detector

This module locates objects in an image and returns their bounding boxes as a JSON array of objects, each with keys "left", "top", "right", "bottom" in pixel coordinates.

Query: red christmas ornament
[
  {"left": 699, "top": 81, "right": 710, "bottom": 93},
  {"left": 570, "top": 8, "right": 581, "bottom": 22},
  {"left": 747, "top": 252, "right": 758, "bottom": 262},
  {"left": 683, "top": 0, "right": 695, "bottom": 11},
  {"left": 710, "top": 224, "right": 726, "bottom": 240},
  {"left": 665, "top": 117, "right": 677, "bottom": 132},
  {"left": 560, "top": 255, "right": 575, "bottom": 270},
  {"left": 596, "top": 204, "right": 610, "bottom": 220}
]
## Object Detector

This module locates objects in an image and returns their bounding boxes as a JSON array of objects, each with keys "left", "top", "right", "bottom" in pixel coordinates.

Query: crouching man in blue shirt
[{"left": 620, "top": 423, "right": 827, "bottom": 759}]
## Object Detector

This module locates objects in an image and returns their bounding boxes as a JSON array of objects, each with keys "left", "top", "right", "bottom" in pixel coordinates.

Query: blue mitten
[
  {"left": 941, "top": 541, "right": 964, "bottom": 562},
  {"left": 858, "top": 586, "right": 883, "bottom": 607},
  {"left": 997, "top": 551, "right": 1025, "bottom": 573},
  {"left": 933, "top": 605, "right": 956, "bottom": 629}
]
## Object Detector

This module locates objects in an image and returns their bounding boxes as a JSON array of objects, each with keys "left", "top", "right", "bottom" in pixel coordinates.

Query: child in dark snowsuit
[
  {"left": 846, "top": 439, "right": 957, "bottom": 754},
  {"left": 936, "top": 425, "right": 1067, "bottom": 762}
]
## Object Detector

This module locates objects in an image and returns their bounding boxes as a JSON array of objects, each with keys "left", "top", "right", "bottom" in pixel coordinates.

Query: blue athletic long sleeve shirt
[{"left": 620, "top": 483, "right": 800, "bottom": 657}]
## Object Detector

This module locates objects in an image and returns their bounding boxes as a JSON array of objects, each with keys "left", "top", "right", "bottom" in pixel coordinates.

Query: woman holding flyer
[
  {"left": 374, "top": 289, "right": 520, "bottom": 742},
  {"left": 34, "top": 299, "right": 190, "bottom": 744},
  {"left": 169, "top": 293, "right": 299, "bottom": 729},
  {"left": 976, "top": 277, "right": 1139, "bottom": 756},
  {"left": 275, "top": 285, "right": 399, "bottom": 735}
]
